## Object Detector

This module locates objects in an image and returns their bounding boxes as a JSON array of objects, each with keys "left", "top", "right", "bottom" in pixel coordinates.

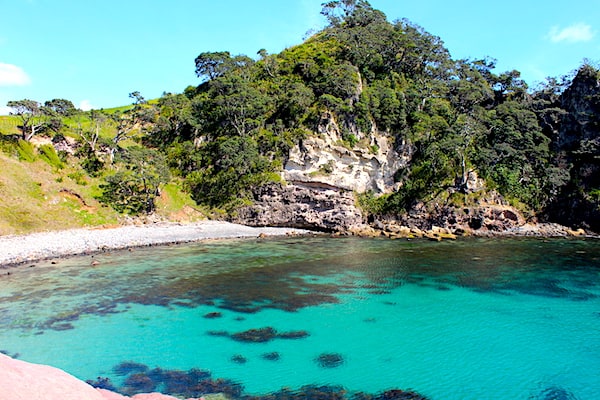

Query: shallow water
[{"left": 0, "top": 237, "right": 599, "bottom": 399}]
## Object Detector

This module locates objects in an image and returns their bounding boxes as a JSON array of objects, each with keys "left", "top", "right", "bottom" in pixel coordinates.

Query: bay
[{"left": 0, "top": 237, "right": 599, "bottom": 399}]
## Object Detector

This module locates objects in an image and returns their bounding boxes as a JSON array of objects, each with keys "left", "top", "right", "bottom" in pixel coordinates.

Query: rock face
[
  {"left": 235, "top": 112, "right": 407, "bottom": 232},
  {"left": 233, "top": 182, "right": 363, "bottom": 232},
  {"left": 391, "top": 191, "right": 526, "bottom": 234},
  {"left": 284, "top": 112, "right": 407, "bottom": 194},
  {"left": 0, "top": 353, "right": 199, "bottom": 400}
]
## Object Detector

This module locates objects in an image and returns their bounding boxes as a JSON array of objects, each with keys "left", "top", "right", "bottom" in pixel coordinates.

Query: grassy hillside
[
  {"left": 0, "top": 111, "right": 204, "bottom": 235},
  {"left": 0, "top": 149, "right": 118, "bottom": 234}
]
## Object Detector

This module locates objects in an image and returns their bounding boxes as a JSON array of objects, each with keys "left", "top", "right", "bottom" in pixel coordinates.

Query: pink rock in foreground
[{"left": 0, "top": 354, "right": 200, "bottom": 400}]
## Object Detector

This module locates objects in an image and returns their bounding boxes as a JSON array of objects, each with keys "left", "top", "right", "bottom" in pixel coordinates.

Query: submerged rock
[
  {"left": 231, "top": 327, "right": 278, "bottom": 343},
  {"left": 278, "top": 330, "right": 310, "bottom": 339},
  {"left": 534, "top": 386, "right": 578, "bottom": 400},
  {"left": 203, "top": 312, "right": 223, "bottom": 319},
  {"left": 113, "top": 361, "right": 150, "bottom": 376},
  {"left": 231, "top": 354, "right": 248, "bottom": 364},
  {"left": 314, "top": 353, "right": 344, "bottom": 368},
  {"left": 261, "top": 352, "right": 281, "bottom": 361},
  {"left": 379, "top": 389, "right": 430, "bottom": 400}
]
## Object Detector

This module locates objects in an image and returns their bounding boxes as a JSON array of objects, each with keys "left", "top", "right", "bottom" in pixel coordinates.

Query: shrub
[
  {"left": 16, "top": 139, "right": 36, "bottom": 162},
  {"left": 38, "top": 144, "right": 64, "bottom": 169}
]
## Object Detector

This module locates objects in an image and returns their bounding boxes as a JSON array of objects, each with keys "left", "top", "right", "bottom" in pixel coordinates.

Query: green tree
[
  {"left": 194, "top": 51, "right": 254, "bottom": 82},
  {"left": 99, "top": 147, "right": 170, "bottom": 214},
  {"left": 108, "top": 96, "right": 155, "bottom": 163},
  {"left": 194, "top": 72, "right": 272, "bottom": 137},
  {"left": 185, "top": 136, "right": 273, "bottom": 207},
  {"left": 6, "top": 99, "right": 48, "bottom": 141},
  {"left": 44, "top": 98, "right": 76, "bottom": 116},
  {"left": 145, "top": 93, "right": 196, "bottom": 147}
]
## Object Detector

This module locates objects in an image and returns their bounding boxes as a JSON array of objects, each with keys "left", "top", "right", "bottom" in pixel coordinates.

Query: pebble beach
[{"left": 0, "top": 221, "right": 311, "bottom": 267}]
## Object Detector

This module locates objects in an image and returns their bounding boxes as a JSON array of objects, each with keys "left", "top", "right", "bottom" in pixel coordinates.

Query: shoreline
[
  {"left": 0, "top": 220, "right": 597, "bottom": 268},
  {"left": 0, "top": 221, "right": 312, "bottom": 268}
]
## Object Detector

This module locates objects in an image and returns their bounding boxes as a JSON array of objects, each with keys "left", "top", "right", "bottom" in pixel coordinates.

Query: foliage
[
  {"left": 44, "top": 98, "right": 76, "bottom": 116},
  {"left": 37, "top": 144, "right": 65, "bottom": 169},
  {"left": 98, "top": 147, "right": 170, "bottom": 215},
  {"left": 184, "top": 135, "right": 274, "bottom": 208},
  {"left": 357, "top": 190, "right": 387, "bottom": 215},
  {"left": 16, "top": 139, "right": 36, "bottom": 162}
]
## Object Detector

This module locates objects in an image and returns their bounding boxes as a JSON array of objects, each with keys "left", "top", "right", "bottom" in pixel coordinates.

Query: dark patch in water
[
  {"left": 203, "top": 311, "right": 223, "bottom": 319},
  {"left": 0, "top": 349, "right": 19, "bottom": 359},
  {"left": 246, "top": 385, "right": 348, "bottom": 400},
  {"left": 85, "top": 376, "right": 117, "bottom": 391},
  {"left": 214, "top": 327, "right": 310, "bottom": 343},
  {"left": 534, "top": 386, "right": 578, "bottom": 400},
  {"left": 315, "top": 353, "right": 344, "bottom": 368},
  {"left": 90, "top": 361, "right": 429, "bottom": 400},
  {"left": 278, "top": 330, "right": 310, "bottom": 339},
  {"left": 206, "top": 330, "right": 229, "bottom": 337},
  {"left": 261, "top": 352, "right": 280, "bottom": 361},
  {"left": 231, "top": 354, "right": 247, "bottom": 364},
  {"left": 122, "top": 373, "right": 156, "bottom": 394},
  {"left": 232, "top": 327, "right": 277, "bottom": 343},
  {"left": 113, "top": 361, "right": 149, "bottom": 376},
  {"left": 369, "top": 290, "right": 392, "bottom": 295},
  {"left": 378, "top": 388, "right": 430, "bottom": 399}
]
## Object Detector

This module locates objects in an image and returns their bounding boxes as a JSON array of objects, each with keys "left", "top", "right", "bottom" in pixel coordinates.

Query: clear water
[{"left": 0, "top": 237, "right": 599, "bottom": 399}]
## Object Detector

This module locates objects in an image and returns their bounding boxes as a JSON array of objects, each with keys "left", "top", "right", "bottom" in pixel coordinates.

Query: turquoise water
[{"left": 0, "top": 237, "right": 599, "bottom": 399}]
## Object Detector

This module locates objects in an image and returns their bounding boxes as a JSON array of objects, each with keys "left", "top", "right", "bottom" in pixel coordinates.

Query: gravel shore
[{"left": 0, "top": 221, "right": 311, "bottom": 267}]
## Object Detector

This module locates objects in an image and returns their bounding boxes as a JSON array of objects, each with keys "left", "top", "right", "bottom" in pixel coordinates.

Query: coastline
[
  {"left": 0, "top": 221, "right": 312, "bottom": 268},
  {"left": 1, "top": 220, "right": 597, "bottom": 268}
]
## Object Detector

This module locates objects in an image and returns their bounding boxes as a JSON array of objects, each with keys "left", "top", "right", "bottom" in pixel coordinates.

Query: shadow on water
[{"left": 1, "top": 237, "right": 599, "bottom": 334}]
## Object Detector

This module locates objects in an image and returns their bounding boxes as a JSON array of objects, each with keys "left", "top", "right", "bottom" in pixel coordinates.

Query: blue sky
[{"left": 1, "top": 0, "right": 598, "bottom": 114}]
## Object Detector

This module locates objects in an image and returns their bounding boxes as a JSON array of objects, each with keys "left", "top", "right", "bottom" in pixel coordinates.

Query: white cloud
[
  {"left": 0, "top": 63, "right": 31, "bottom": 86},
  {"left": 78, "top": 100, "right": 93, "bottom": 111},
  {"left": 548, "top": 23, "right": 594, "bottom": 43}
]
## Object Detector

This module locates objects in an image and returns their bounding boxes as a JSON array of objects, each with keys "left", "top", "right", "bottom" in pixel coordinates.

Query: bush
[
  {"left": 38, "top": 144, "right": 64, "bottom": 169},
  {"left": 16, "top": 139, "right": 36, "bottom": 162}
]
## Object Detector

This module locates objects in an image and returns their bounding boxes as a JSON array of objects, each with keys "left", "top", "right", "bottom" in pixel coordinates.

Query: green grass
[
  {"left": 0, "top": 150, "right": 122, "bottom": 235},
  {"left": 0, "top": 139, "right": 204, "bottom": 234},
  {"left": 0, "top": 115, "right": 21, "bottom": 136},
  {"left": 155, "top": 181, "right": 207, "bottom": 222}
]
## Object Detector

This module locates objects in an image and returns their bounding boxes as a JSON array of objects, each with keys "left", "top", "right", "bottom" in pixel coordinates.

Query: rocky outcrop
[
  {"left": 398, "top": 197, "right": 525, "bottom": 234},
  {"left": 234, "top": 111, "right": 407, "bottom": 232},
  {"left": 284, "top": 112, "right": 407, "bottom": 194},
  {"left": 232, "top": 182, "right": 363, "bottom": 232},
  {"left": 0, "top": 353, "right": 200, "bottom": 400}
]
